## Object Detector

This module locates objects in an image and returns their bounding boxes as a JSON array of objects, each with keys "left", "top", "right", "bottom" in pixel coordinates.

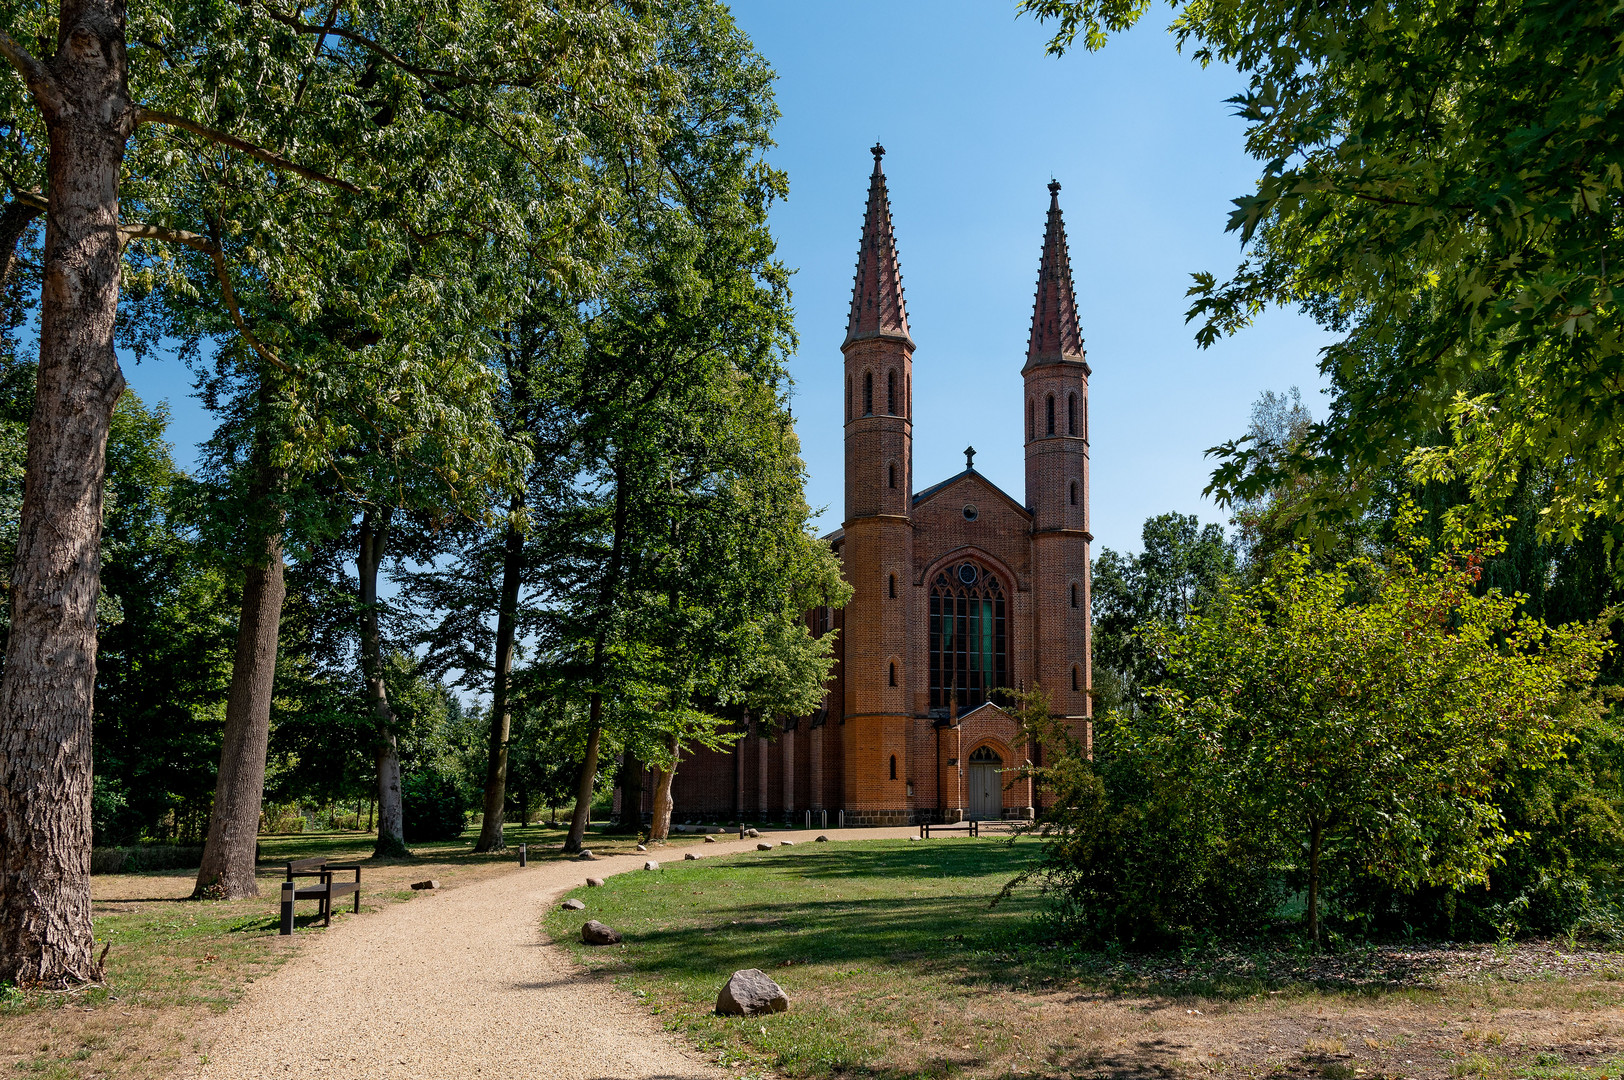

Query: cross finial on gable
[{"left": 965, "top": 445, "right": 976, "bottom": 470}]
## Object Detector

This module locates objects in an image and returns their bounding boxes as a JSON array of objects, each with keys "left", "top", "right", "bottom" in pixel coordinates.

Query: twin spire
[
  {"left": 844, "top": 144, "right": 912, "bottom": 348},
  {"left": 843, "top": 150, "right": 1085, "bottom": 366},
  {"left": 1026, "top": 180, "right": 1086, "bottom": 368}
]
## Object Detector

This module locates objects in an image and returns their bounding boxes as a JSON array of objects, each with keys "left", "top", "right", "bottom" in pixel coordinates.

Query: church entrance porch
[{"left": 967, "top": 745, "right": 1004, "bottom": 820}]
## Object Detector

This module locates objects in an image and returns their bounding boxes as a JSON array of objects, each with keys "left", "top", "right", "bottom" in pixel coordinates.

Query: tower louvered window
[
  {"left": 929, "top": 562, "right": 1009, "bottom": 712},
  {"left": 1068, "top": 393, "right": 1076, "bottom": 435},
  {"left": 1046, "top": 394, "right": 1055, "bottom": 436},
  {"left": 863, "top": 371, "right": 873, "bottom": 416},
  {"left": 887, "top": 369, "right": 896, "bottom": 414}
]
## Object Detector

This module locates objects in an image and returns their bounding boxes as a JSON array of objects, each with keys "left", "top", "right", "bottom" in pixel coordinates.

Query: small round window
[
  {"left": 962, "top": 504, "right": 978, "bottom": 522},
  {"left": 957, "top": 563, "right": 979, "bottom": 585}
]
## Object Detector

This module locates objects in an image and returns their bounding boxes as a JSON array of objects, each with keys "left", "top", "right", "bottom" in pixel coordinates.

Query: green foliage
[
  {"left": 401, "top": 767, "right": 469, "bottom": 843},
  {"left": 1012, "top": 688, "right": 1283, "bottom": 946},
  {"left": 1149, "top": 508, "right": 1612, "bottom": 942},
  {"left": 1021, "top": 0, "right": 1624, "bottom": 538},
  {"left": 1091, "top": 513, "right": 1235, "bottom": 714}
]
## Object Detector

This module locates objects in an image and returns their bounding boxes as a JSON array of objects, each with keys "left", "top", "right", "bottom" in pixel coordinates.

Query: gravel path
[{"left": 199, "top": 827, "right": 919, "bottom": 1080}]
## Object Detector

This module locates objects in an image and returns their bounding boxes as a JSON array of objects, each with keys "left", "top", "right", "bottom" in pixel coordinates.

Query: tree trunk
[
  {"left": 648, "top": 732, "right": 680, "bottom": 842},
  {"left": 564, "top": 465, "right": 629, "bottom": 854},
  {"left": 0, "top": 200, "right": 42, "bottom": 290},
  {"left": 193, "top": 530, "right": 286, "bottom": 898},
  {"left": 359, "top": 510, "right": 407, "bottom": 857},
  {"left": 474, "top": 508, "right": 524, "bottom": 853},
  {"left": 0, "top": 4, "right": 135, "bottom": 988},
  {"left": 616, "top": 753, "right": 645, "bottom": 833},
  {"left": 1307, "top": 819, "right": 1324, "bottom": 950}
]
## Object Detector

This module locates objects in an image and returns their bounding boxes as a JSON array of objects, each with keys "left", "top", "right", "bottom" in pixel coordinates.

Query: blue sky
[{"left": 118, "top": 0, "right": 1333, "bottom": 557}]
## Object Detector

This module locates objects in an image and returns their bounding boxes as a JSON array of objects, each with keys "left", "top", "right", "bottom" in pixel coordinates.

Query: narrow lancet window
[
  {"left": 887, "top": 369, "right": 896, "bottom": 414},
  {"left": 1068, "top": 393, "right": 1077, "bottom": 435},
  {"left": 863, "top": 371, "right": 873, "bottom": 416},
  {"left": 1046, "top": 394, "right": 1055, "bottom": 436}
]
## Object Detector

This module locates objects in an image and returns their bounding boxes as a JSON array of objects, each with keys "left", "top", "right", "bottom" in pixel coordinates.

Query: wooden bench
[
  {"left": 278, "top": 857, "right": 361, "bottom": 934},
  {"left": 918, "top": 819, "right": 1027, "bottom": 838}
]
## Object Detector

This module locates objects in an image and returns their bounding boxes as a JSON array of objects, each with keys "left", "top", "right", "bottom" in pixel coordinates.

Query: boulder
[
  {"left": 561, "top": 898, "right": 585, "bottom": 911},
  {"left": 586, "top": 877, "right": 606, "bottom": 887},
  {"left": 409, "top": 879, "right": 440, "bottom": 890},
  {"left": 581, "top": 920, "right": 621, "bottom": 946},
  {"left": 780, "top": 840, "right": 796, "bottom": 846},
  {"left": 715, "top": 968, "right": 789, "bottom": 1015},
  {"left": 756, "top": 842, "right": 773, "bottom": 851},
  {"left": 684, "top": 852, "right": 699, "bottom": 861},
  {"left": 815, "top": 835, "right": 829, "bottom": 842},
  {"left": 704, "top": 835, "right": 717, "bottom": 844},
  {"left": 745, "top": 828, "right": 760, "bottom": 838},
  {"left": 643, "top": 859, "right": 660, "bottom": 871},
  {"left": 636, "top": 844, "right": 647, "bottom": 852},
  {"left": 577, "top": 849, "right": 595, "bottom": 860}
]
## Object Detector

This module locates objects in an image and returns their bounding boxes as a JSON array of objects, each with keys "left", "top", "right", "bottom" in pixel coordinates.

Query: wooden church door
[{"left": 968, "top": 745, "right": 1003, "bottom": 820}]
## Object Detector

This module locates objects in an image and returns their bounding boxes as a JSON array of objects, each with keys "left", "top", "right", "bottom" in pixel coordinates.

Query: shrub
[
  {"left": 90, "top": 845, "right": 204, "bottom": 875},
  {"left": 403, "top": 768, "right": 468, "bottom": 842}
]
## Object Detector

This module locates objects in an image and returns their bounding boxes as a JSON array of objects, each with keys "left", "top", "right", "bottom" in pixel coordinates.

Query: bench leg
[
  {"left": 353, "top": 889, "right": 360, "bottom": 914},
  {"left": 323, "top": 894, "right": 332, "bottom": 927},
  {"left": 279, "top": 883, "right": 294, "bottom": 935}
]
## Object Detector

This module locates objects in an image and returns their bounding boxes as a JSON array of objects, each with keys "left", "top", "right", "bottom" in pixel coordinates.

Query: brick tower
[
  {"left": 840, "top": 144, "right": 915, "bottom": 824},
  {"left": 1023, "top": 181, "right": 1092, "bottom": 727}
]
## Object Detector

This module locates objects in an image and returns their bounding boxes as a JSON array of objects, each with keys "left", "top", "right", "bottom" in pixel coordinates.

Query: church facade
[{"left": 665, "top": 146, "right": 1093, "bottom": 825}]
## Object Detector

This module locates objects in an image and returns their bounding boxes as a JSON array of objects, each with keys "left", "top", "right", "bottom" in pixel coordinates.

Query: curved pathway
[{"left": 199, "top": 827, "right": 918, "bottom": 1080}]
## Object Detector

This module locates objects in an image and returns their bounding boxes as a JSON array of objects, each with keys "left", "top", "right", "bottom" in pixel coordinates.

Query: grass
[
  {"left": 546, "top": 837, "right": 1624, "bottom": 1080},
  {"left": 0, "top": 820, "right": 673, "bottom": 1080}
]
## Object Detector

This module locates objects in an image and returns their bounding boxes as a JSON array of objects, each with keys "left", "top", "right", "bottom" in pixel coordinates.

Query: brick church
[{"left": 666, "top": 145, "right": 1093, "bottom": 825}]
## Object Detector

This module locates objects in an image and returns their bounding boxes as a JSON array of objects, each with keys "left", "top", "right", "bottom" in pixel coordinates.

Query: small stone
[
  {"left": 756, "top": 842, "right": 773, "bottom": 851},
  {"left": 908, "top": 836, "right": 921, "bottom": 842},
  {"left": 636, "top": 844, "right": 647, "bottom": 852},
  {"left": 581, "top": 920, "right": 621, "bottom": 946},
  {"left": 409, "top": 879, "right": 439, "bottom": 890},
  {"left": 704, "top": 835, "right": 717, "bottom": 843},
  {"left": 745, "top": 828, "right": 760, "bottom": 838},
  {"left": 577, "top": 849, "right": 595, "bottom": 860},
  {"left": 643, "top": 860, "right": 660, "bottom": 871},
  {"left": 815, "top": 835, "right": 829, "bottom": 842},
  {"left": 561, "top": 898, "right": 585, "bottom": 911},
  {"left": 780, "top": 840, "right": 796, "bottom": 846},
  {"left": 684, "top": 852, "right": 698, "bottom": 861},
  {"left": 586, "top": 877, "right": 605, "bottom": 887},
  {"left": 715, "top": 968, "right": 789, "bottom": 1015}
]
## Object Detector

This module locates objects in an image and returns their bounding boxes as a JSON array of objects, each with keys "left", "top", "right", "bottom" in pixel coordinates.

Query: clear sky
[
  {"left": 726, "top": 0, "right": 1332, "bottom": 554},
  {"left": 118, "top": 0, "right": 1333, "bottom": 557}
]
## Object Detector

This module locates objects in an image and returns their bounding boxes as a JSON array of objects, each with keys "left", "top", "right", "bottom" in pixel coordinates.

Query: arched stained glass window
[{"left": 929, "top": 562, "right": 1009, "bottom": 712}]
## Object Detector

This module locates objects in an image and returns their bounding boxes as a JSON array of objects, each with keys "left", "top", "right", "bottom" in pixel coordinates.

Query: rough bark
[
  {"left": 359, "top": 509, "right": 407, "bottom": 857},
  {"left": 0, "top": 2, "right": 135, "bottom": 988},
  {"left": 193, "top": 528, "right": 286, "bottom": 898},
  {"left": 0, "top": 200, "right": 43, "bottom": 290},
  {"left": 648, "top": 733, "right": 679, "bottom": 841},
  {"left": 564, "top": 466, "right": 628, "bottom": 854},
  {"left": 474, "top": 508, "right": 524, "bottom": 853}
]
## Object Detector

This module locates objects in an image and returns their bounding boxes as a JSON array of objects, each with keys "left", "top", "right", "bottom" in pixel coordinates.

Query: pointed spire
[
  {"left": 1025, "top": 180, "right": 1086, "bottom": 369},
  {"left": 844, "top": 144, "right": 913, "bottom": 349}
]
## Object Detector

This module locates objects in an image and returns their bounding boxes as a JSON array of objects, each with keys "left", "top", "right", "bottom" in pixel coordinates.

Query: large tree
[
  {"left": 0, "top": 0, "right": 662, "bottom": 984},
  {"left": 1021, "top": 0, "right": 1624, "bottom": 539}
]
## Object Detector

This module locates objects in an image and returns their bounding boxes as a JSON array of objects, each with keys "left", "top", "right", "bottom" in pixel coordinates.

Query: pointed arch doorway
[{"left": 967, "top": 745, "right": 1004, "bottom": 821}]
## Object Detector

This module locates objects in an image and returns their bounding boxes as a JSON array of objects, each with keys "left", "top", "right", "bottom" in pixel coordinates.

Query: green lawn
[
  {"left": 547, "top": 837, "right": 1624, "bottom": 1080},
  {"left": 547, "top": 837, "right": 1054, "bottom": 1078}
]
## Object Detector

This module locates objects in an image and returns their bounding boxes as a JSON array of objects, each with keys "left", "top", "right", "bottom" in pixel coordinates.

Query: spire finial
[
  {"left": 871, "top": 142, "right": 886, "bottom": 159},
  {"left": 1026, "top": 181, "right": 1086, "bottom": 368},
  {"left": 965, "top": 445, "right": 976, "bottom": 471},
  {"left": 845, "top": 145, "right": 911, "bottom": 348}
]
